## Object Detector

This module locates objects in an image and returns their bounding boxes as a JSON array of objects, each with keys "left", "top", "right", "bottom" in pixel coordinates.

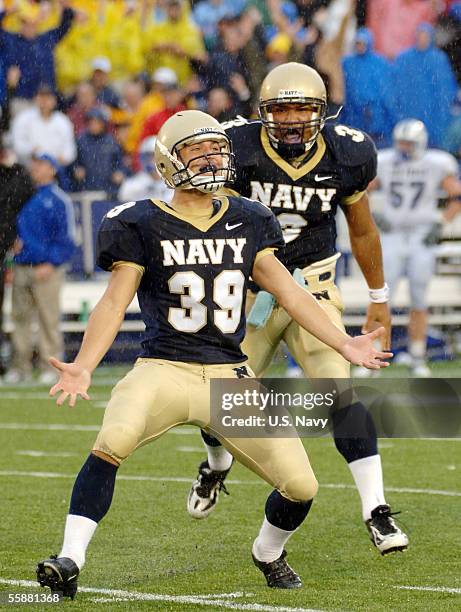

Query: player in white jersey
[
  {"left": 118, "top": 137, "right": 173, "bottom": 203},
  {"left": 371, "top": 119, "right": 461, "bottom": 376}
]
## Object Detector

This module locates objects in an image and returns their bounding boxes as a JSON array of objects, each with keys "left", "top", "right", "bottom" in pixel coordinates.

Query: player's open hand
[
  {"left": 340, "top": 327, "right": 393, "bottom": 369},
  {"left": 48, "top": 357, "right": 91, "bottom": 407}
]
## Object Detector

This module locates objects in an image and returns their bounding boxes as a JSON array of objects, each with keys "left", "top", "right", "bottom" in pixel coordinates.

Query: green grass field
[{"left": 0, "top": 364, "right": 460, "bottom": 611}]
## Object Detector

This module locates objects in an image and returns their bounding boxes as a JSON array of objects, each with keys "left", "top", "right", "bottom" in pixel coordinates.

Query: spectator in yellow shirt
[
  {"left": 124, "top": 67, "right": 177, "bottom": 155},
  {"left": 143, "top": 0, "right": 206, "bottom": 86},
  {"left": 111, "top": 79, "right": 146, "bottom": 155},
  {"left": 55, "top": 7, "right": 101, "bottom": 93},
  {"left": 100, "top": 0, "right": 144, "bottom": 81}
]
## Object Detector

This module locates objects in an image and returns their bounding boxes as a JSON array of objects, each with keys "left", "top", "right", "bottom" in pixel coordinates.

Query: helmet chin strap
[
  {"left": 196, "top": 182, "right": 221, "bottom": 193},
  {"left": 179, "top": 182, "right": 221, "bottom": 193},
  {"left": 187, "top": 172, "right": 224, "bottom": 193},
  {"left": 274, "top": 138, "right": 316, "bottom": 159},
  {"left": 266, "top": 105, "right": 341, "bottom": 158}
]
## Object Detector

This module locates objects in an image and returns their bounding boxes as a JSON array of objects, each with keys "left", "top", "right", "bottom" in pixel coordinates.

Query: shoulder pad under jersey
[
  {"left": 322, "top": 123, "right": 377, "bottom": 168},
  {"left": 102, "top": 198, "right": 154, "bottom": 225},
  {"left": 223, "top": 118, "right": 263, "bottom": 166}
]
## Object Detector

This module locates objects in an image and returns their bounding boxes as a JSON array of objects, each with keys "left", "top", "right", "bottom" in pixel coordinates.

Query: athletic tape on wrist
[{"left": 368, "top": 283, "right": 389, "bottom": 303}]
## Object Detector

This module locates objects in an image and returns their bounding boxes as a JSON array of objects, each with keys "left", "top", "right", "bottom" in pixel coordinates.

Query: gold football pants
[
  {"left": 243, "top": 255, "right": 350, "bottom": 378},
  {"left": 93, "top": 359, "right": 318, "bottom": 502}
]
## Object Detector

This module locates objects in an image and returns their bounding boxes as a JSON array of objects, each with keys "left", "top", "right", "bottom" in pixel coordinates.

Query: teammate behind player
[
  {"left": 187, "top": 63, "right": 409, "bottom": 556},
  {"left": 371, "top": 119, "right": 461, "bottom": 376},
  {"left": 117, "top": 136, "right": 173, "bottom": 203},
  {"left": 35, "top": 110, "right": 391, "bottom": 598}
]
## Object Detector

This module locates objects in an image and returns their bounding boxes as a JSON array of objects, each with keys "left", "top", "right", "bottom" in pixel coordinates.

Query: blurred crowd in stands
[{"left": 3, "top": 0, "right": 461, "bottom": 199}]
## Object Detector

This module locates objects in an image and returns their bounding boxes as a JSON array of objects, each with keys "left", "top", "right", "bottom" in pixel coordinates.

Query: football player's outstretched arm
[
  {"left": 252, "top": 254, "right": 392, "bottom": 369},
  {"left": 342, "top": 193, "right": 392, "bottom": 349},
  {"left": 49, "top": 266, "right": 141, "bottom": 407}
]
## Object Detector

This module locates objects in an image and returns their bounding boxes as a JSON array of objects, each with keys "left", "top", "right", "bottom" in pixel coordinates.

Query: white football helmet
[
  {"left": 392, "top": 119, "right": 428, "bottom": 159},
  {"left": 154, "top": 110, "right": 235, "bottom": 193},
  {"left": 140, "top": 135, "right": 157, "bottom": 154},
  {"left": 139, "top": 136, "right": 157, "bottom": 173}
]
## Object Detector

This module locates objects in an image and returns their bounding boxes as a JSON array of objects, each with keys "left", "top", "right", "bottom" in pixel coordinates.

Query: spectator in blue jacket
[
  {"left": 5, "top": 154, "right": 76, "bottom": 385},
  {"left": 193, "top": 0, "right": 246, "bottom": 50},
  {"left": 74, "top": 108, "right": 126, "bottom": 197},
  {"left": 342, "top": 28, "right": 396, "bottom": 148},
  {"left": 0, "top": 1, "right": 74, "bottom": 103},
  {"left": 392, "top": 23, "right": 458, "bottom": 147},
  {"left": 89, "top": 57, "right": 121, "bottom": 109},
  {"left": 443, "top": 92, "right": 461, "bottom": 158},
  {"left": 201, "top": 17, "right": 254, "bottom": 108}
]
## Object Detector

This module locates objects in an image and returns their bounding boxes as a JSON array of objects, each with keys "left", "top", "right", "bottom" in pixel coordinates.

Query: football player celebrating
[
  {"left": 36, "top": 110, "right": 391, "bottom": 598},
  {"left": 371, "top": 119, "right": 461, "bottom": 377},
  {"left": 187, "top": 63, "right": 409, "bottom": 555}
]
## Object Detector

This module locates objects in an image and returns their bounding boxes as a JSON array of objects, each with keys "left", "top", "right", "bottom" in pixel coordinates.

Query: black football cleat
[
  {"left": 252, "top": 549, "right": 302, "bottom": 589},
  {"left": 36, "top": 555, "right": 79, "bottom": 599},
  {"left": 366, "top": 504, "right": 409, "bottom": 555},
  {"left": 187, "top": 460, "right": 231, "bottom": 519}
]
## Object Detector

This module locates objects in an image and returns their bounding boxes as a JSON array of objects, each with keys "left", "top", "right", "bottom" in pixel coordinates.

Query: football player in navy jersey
[
  {"left": 35, "top": 110, "right": 392, "bottom": 597},
  {"left": 188, "top": 63, "right": 409, "bottom": 556}
]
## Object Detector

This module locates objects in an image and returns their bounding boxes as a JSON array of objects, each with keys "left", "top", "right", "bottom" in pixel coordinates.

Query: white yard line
[
  {"left": 0, "top": 379, "right": 118, "bottom": 391},
  {"left": 0, "top": 423, "right": 100, "bottom": 431},
  {"left": 395, "top": 585, "right": 461, "bottom": 595},
  {"left": 0, "top": 471, "right": 195, "bottom": 482},
  {"left": 0, "top": 423, "right": 196, "bottom": 434},
  {"left": 0, "top": 469, "right": 459, "bottom": 498},
  {"left": 0, "top": 393, "right": 109, "bottom": 400},
  {"left": 0, "top": 579, "right": 324, "bottom": 612},
  {"left": 0, "top": 393, "right": 54, "bottom": 400},
  {"left": 89, "top": 592, "right": 252, "bottom": 604},
  {"left": 15, "top": 450, "right": 78, "bottom": 458},
  {"left": 321, "top": 483, "right": 461, "bottom": 497},
  {"left": 0, "top": 419, "right": 460, "bottom": 442}
]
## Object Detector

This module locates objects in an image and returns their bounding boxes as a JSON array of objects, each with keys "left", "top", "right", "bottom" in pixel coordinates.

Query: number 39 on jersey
[{"left": 96, "top": 196, "right": 284, "bottom": 364}]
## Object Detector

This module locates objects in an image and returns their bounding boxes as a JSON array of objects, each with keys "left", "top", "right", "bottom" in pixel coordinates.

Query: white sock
[
  {"left": 252, "top": 518, "right": 295, "bottom": 563},
  {"left": 204, "top": 442, "right": 233, "bottom": 472},
  {"left": 348, "top": 455, "right": 386, "bottom": 521},
  {"left": 409, "top": 340, "right": 426, "bottom": 361},
  {"left": 59, "top": 514, "right": 98, "bottom": 570}
]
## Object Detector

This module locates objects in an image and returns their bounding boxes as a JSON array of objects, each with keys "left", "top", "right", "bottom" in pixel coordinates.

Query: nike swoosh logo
[
  {"left": 314, "top": 174, "right": 333, "bottom": 182},
  {"left": 225, "top": 222, "right": 243, "bottom": 230}
]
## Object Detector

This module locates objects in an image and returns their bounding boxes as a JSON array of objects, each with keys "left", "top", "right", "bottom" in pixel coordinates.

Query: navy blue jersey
[
  {"left": 96, "top": 196, "right": 284, "bottom": 364},
  {"left": 223, "top": 118, "right": 377, "bottom": 270}
]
